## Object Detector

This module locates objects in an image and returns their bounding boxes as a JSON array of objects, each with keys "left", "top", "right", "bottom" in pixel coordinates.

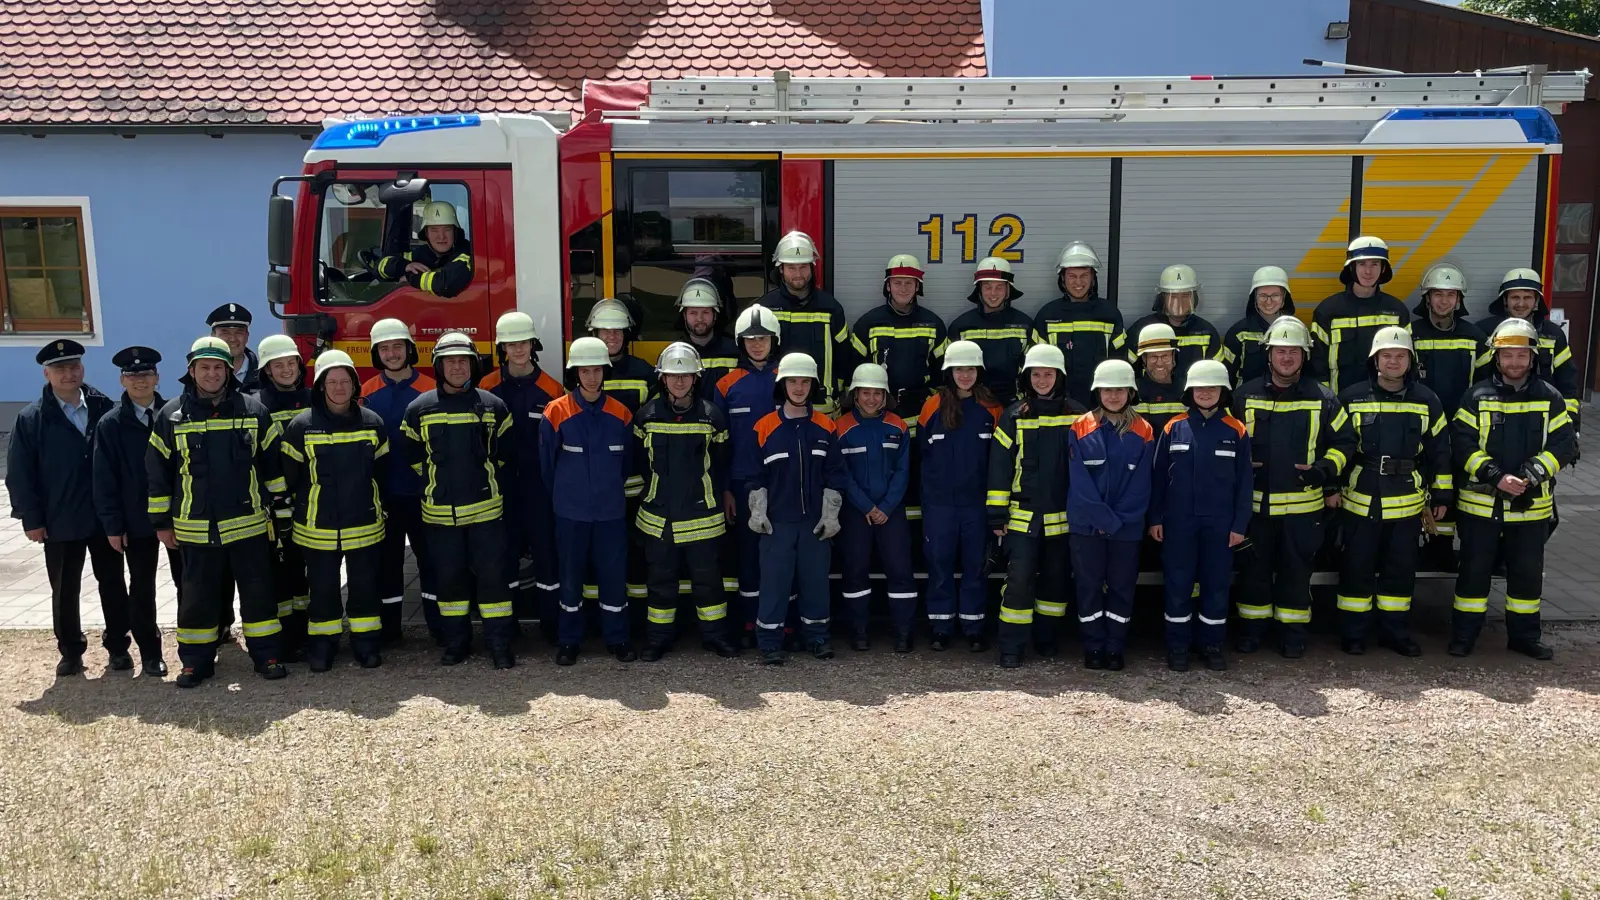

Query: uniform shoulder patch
[{"left": 810, "top": 410, "right": 837, "bottom": 433}]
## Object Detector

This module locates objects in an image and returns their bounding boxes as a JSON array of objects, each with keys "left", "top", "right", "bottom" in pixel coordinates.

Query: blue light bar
[
  {"left": 1381, "top": 107, "right": 1560, "bottom": 144},
  {"left": 312, "top": 114, "right": 483, "bottom": 151}
]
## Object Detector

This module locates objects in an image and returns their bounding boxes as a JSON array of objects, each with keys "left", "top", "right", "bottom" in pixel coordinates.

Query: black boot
[
  {"left": 1105, "top": 653, "right": 1125, "bottom": 672},
  {"left": 107, "top": 651, "right": 134, "bottom": 671},
  {"left": 1379, "top": 634, "right": 1422, "bottom": 657},
  {"left": 440, "top": 644, "right": 472, "bottom": 666},
  {"left": 810, "top": 640, "right": 835, "bottom": 660},
  {"left": 1199, "top": 645, "right": 1227, "bottom": 671},
  {"left": 762, "top": 649, "right": 786, "bottom": 665},
  {"left": 969, "top": 635, "right": 989, "bottom": 653},
  {"left": 55, "top": 654, "right": 84, "bottom": 676},
  {"left": 1280, "top": 643, "right": 1306, "bottom": 660},
  {"left": 255, "top": 659, "right": 289, "bottom": 680},
  {"left": 1340, "top": 638, "right": 1367, "bottom": 656},
  {"left": 556, "top": 645, "right": 579, "bottom": 666},
  {"left": 142, "top": 658, "right": 169, "bottom": 678},
  {"left": 491, "top": 645, "right": 516, "bottom": 670},
  {"left": 608, "top": 643, "right": 637, "bottom": 662},
  {"left": 851, "top": 636, "right": 870, "bottom": 652},
  {"left": 1508, "top": 638, "right": 1554, "bottom": 660},
  {"left": 1166, "top": 650, "right": 1190, "bottom": 672},
  {"left": 893, "top": 634, "right": 913, "bottom": 654},
  {"left": 1234, "top": 635, "right": 1261, "bottom": 654},
  {"left": 380, "top": 604, "right": 405, "bottom": 647},
  {"left": 740, "top": 629, "right": 758, "bottom": 650},
  {"left": 1506, "top": 612, "right": 1552, "bottom": 660},
  {"left": 929, "top": 634, "right": 951, "bottom": 652},
  {"left": 1035, "top": 641, "right": 1059, "bottom": 659},
  {"left": 1446, "top": 637, "right": 1474, "bottom": 657},
  {"left": 356, "top": 651, "right": 383, "bottom": 669},
  {"left": 1084, "top": 650, "right": 1105, "bottom": 670},
  {"left": 174, "top": 667, "right": 208, "bottom": 688},
  {"left": 998, "top": 651, "right": 1022, "bottom": 669},
  {"left": 307, "top": 647, "right": 335, "bottom": 673},
  {"left": 701, "top": 638, "right": 740, "bottom": 658},
  {"left": 640, "top": 642, "right": 667, "bottom": 662}
]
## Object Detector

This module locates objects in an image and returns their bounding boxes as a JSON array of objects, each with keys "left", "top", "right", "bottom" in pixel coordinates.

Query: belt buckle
[{"left": 1378, "top": 454, "right": 1394, "bottom": 476}]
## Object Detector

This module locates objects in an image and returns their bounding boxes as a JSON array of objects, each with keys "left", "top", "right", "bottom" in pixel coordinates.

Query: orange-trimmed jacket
[{"left": 753, "top": 404, "right": 847, "bottom": 523}]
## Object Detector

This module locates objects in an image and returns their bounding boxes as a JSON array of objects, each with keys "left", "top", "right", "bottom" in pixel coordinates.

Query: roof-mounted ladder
[{"left": 618, "top": 67, "right": 1591, "bottom": 124}]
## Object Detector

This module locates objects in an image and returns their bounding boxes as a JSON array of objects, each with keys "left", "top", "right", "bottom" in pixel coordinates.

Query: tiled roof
[{"left": 0, "top": 0, "right": 988, "bottom": 127}]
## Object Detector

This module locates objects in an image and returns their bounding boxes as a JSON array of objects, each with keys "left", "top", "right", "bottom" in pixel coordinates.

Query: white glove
[
  {"left": 747, "top": 488, "right": 773, "bottom": 534},
  {"left": 814, "top": 488, "right": 843, "bottom": 540}
]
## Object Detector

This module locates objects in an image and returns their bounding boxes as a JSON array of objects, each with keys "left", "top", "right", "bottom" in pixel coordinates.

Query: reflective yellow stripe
[
  {"left": 960, "top": 327, "right": 1029, "bottom": 340},
  {"left": 478, "top": 602, "right": 513, "bottom": 619},
  {"left": 986, "top": 490, "right": 1011, "bottom": 508},
  {"left": 1274, "top": 607, "right": 1311, "bottom": 624},
  {"left": 1252, "top": 489, "right": 1323, "bottom": 516},
  {"left": 1046, "top": 320, "right": 1113, "bottom": 334},
  {"left": 992, "top": 427, "right": 1014, "bottom": 450},
  {"left": 1236, "top": 603, "right": 1272, "bottom": 620},
  {"left": 348, "top": 616, "right": 381, "bottom": 633},
  {"left": 1375, "top": 595, "right": 1411, "bottom": 612},
  {"left": 1413, "top": 338, "right": 1478, "bottom": 352},
  {"left": 647, "top": 607, "right": 677, "bottom": 624},
  {"left": 307, "top": 620, "right": 344, "bottom": 636},
  {"left": 177, "top": 627, "right": 219, "bottom": 644},
  {"left": 1035, "top": 600, "right": 1068, "bottom": 617},
  {"left": 148, "top": 496, "right": 171, "bottom": 514},
  {"left": 998, "top": 606, "right": 1034, "bottom": 625},
  {"left": 1535, "top": 451, "right": 1560, "bottom": 475},
  {"left": 1504, "top": 596, "right": 1541, "bottom": 614},
  {"left": 241, "top": 619, "right": 282, "bottom": 638},
  {"left": 1336, "top": 595, "right": 1373, "bottom": 613},
  {"left": 148, "top": 432, "right": 171, "bottom": 459},
  {"left": 1134, "top": 401, "right": 1187, "bottom": 416},
  {"left": 438, "top": 601, "right": 470, "bottom": 616},
  {"left": 697, "top": 603, "right": 728, "bottom": 621},
  {"left": 1454, "top": 595, "right": 1488, "bottom": 613}
]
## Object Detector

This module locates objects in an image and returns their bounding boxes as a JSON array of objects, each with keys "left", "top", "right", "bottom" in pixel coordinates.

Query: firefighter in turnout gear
[
  {"left": 749, "top": 352, "right": 847, "bottom": 665},
  {"left": 1067, "top": 360, "right": 1156, "bottom": 672},
  {"left": 1131, "top": 323, "right": 1186, "bottom": 432},
  {"left": 850, "top": 254, "right": 948, "bottom": 524},
  {"left": 540, "top": 337, "right": 643, "bottom": 666},
  {"left": 676, "top": 278, "right": 740, "bottom": 402},
  {"left": 361, "top": 317, "right": 441, "bottom": 644},
  {"left": 1221, "top": 266, "right": 1295, "bottom": 388},
  {"left": 1408, "top": 263, "right": 1486, "bottom": 570},
  {"left": 147, "top": 336, "right": 289, "bottom": 687},
  {"left": 279, "top": 351, "right": 389, "bottom": 672},
  {"left": 1148, "top": 359, "right": 1252, "bottom": 673},
  {"left": 988, "top": 343, "right": 1088, "bottom": 668},
  {"left": 372, "top": 200, "right": 474, "bottom": 298},
  {"left": 836, "top": 363, "right": 916, "bottom": 652},
  {"left": 1329, "top": 326, "right": 1451, "bottom": 657},
  {"left": 918, "top": 340, "right": 1003, "bottom": 652},
  {"left": 479, "top": 311, "right": 565, "bottom": 637},
  {"left": 587, "top": 297, "right": 655, "bottom": 413},
  {"left": 1476, "top": 268, "right": 1580, "bottom": 432},
  {"left": 759, "top": 231, "right": 854, "bottom": 413},
  {"left": 1232, "top": 316, "right": 1353, "bottom": 658},
  {"left": 1032, "top": 241, "right": 1127, "bottom": 408},
  {"left": 1312, "top": 236, "right": 1409, "bottom": 394},
  {"left": 1127, "top": 265, "right": 1223, "bottom": 381},
  {"left": 633, "top": 342, "right": 739, "bottom": 661},
  {"left": 950, "top": 257, "right": 1034, "bottom": 405},
  {"left": 1449, "top": 318, "right": 1575, "bottom": 660},
  {"left": 399, "top": 332, "right": 517, "bottom": 669},
  {"left": 254, "top": 334, "right": 311, "bottom": 659},
  {"left": 716, "top": 304, "right": 782, "bottom": 643}
]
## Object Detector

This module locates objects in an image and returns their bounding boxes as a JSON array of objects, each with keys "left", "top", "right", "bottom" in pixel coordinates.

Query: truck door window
[
  {"left": 614, "top": 165, "right": 775, "bottom": 341},
  {"left": 316, "top": 181, "right": 473, "bottom": 306}
]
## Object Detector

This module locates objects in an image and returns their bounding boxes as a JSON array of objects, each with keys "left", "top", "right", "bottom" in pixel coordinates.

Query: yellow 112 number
[{"left": 915, "top": 213, "right": 1026, "bottom": 264}]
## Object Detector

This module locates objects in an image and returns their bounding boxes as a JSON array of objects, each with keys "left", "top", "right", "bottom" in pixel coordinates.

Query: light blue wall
[
  {"left": 0, "top": 133, "right": 311, "bottom": 405},
  {"left": 989, "top": 0, "right": 1351, "bottom": 77}
]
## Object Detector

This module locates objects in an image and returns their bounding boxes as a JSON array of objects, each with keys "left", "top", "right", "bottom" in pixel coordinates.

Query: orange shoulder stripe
[
  {"left": 478, "top": 370, "right": 503, "bottom": 391},
  {"left": 602, "top": 395, "right": 632, "bottom": 425},
  {"left": 1163, "top": 414, "right": 1185, "bottom": 435},
  {"left": 536, "top": 371, "right": 565, "bottom": 400},
  {"left": 1070, "top": 411, "right": 1100, "bottom": 438},
  {"left": 753, "top": 411, "right": 783, "bottom": 447},
  {"left": 884, "top": 411, "right": 908, "bottom": 434},
  {"left": 1222, "top": 413, "right": 1247, "bottom": 437},
  {"left": 1130, "top": 416, "right": 1155, "bottom": 442},
  {"left": 543, "top": 394, "right": 578, "bottom": 431},
  {"left": 359, "top": 375, "right": 387, "bottom": 396},
  {"left": 412, "top": 373, "right": 436, "bottom": 391},
  {"left": 716, "top": 368, "right": 748, "bottom": 397},
  {"left": 834, "top": 411, "right": 858, "bottom": 438},
  {"left": 809, "top": 410, "right": 837, "bottom": 433},
  {"left": 918, "top": 394, "right": 941, "bottom": 429}
]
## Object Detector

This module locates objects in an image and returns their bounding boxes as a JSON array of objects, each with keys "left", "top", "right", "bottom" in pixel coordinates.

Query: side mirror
[
  {"left": 267, "top": 194, "right": 295, "bottom": 268},
  {"left": 266, "top": 270, "right": 291, "bottom": 309},
  {"left": 377, "top": 177, "right": 431, "bottom": 207}
]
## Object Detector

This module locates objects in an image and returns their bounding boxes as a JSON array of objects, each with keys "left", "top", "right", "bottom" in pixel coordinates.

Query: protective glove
[
  {"left": 747, "top": 488, "right": 773, "bottom": 535},
  {"left": 1296, "top": 463, "right": 1327, "bottom": 489},
  {"left": 1519, "top": 456, "right": 1553, "bottom": 489},
  {"left": 814, "top": 488, "right": 843, "bottom": 540}
]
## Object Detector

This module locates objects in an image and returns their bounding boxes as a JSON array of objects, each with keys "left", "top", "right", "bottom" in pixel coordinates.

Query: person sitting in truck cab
[{"left": 372, "top": 201, "right": 474, "bottom": 298}]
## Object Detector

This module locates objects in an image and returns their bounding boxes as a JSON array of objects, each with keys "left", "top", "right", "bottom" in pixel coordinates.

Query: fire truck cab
[{"left": 266, "top": 69, "right": 1587, "bottom": 379}]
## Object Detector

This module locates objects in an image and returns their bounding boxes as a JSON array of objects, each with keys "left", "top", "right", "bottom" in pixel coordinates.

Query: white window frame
[{"left": 0, "top": 196, "right": 105, "bottom": 347}]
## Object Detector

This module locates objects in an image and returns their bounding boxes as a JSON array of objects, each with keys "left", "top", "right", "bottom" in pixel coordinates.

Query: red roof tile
[{"left": 0, "top": 0, "right": 986, "bottom": 127}]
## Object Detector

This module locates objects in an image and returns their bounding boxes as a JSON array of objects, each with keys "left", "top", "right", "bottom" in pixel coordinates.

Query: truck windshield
[{"left": 315, "top": 181, "right": 472, "bottom": 306}]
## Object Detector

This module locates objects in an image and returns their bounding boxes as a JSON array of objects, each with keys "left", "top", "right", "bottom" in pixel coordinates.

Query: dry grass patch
[{"left": 0, "top": 628, "right": 1598, "bottom": 899}]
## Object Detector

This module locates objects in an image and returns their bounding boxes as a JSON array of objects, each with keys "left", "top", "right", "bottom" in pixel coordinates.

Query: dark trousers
[
  {"left": 643, "top": 528, "right": 729, "bottom": 644},
  {"left": 1454, "top": 515, "right": 1548, "bottom": 645},
  {"left": 1070, "top": 534, "right": 1141, "bottom": 655},
  {"left": 117, "top": 537, "right": 169, "bottom": 659},
  {"left": 997, "top": 530, "right": 1070, "bottom": 656},
  {"left": 555, "top": 517, "right": 630, "bottom": 648},
  {"left": 426, "top": 520, "right": 513, "bottom": 652},
  {"left": 1161, "top": 517, "right": 1233, "bottom": 652},
  {"left": 505, "top": 494, "right": 560, "bottom": 627},
  {"left": 379, "top": 494, "right": 440, "bottom": 641},
  {"left": 1237, "top": 512, "right": 1323, "bottom": 647},
  {"left": 757, "top": 519, "right": 832, "bottom": 652},
  {"left": 44, "top": 535, "right": 134, "bottom": 658},
  {"left": 1337, "top": 512, "right": 1421, "bottom": 641},
  {"left": 303, "top": 543, "right": 384, "bottom": 657},
  {"left": 922, "top": 504, "right": 989, "bottom": 637},
  {"left": 176, "top": 536, "right": 279, "bottom": 671},
  {"left": 271, "top": 522, "right": 309, "bottom": 651},
  {"left": 726, "top": 489, "right": 764, "bottom": 633},
  {"left": 839, "top": 505, "right": 917, "bottom": 637}
]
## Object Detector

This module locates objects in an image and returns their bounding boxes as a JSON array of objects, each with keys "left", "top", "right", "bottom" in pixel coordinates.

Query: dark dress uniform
[
  {"left": 206, "top": 303, "right": 259, "bottom": 391},
  {"left": 147, "top": 359, "right": 287, "bottom": 683},
  {"left": 91, "top": 347, "right": 176, "bottom": 676},
  {"left": 7, "top": 341, "right": 123, "bottom": 672}
]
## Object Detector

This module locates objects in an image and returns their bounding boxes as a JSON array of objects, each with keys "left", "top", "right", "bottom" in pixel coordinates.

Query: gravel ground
[{"left": 1, "top": 627, "right": 1598, "bottom": 900}]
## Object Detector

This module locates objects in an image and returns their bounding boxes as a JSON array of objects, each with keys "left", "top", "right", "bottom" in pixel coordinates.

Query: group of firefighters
[{"left": 8, "top": 229, "right": 1578, "bottom": 683}]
